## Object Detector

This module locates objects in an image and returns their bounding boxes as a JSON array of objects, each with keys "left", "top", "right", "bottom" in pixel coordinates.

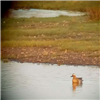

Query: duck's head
[{"left": 71, "top": 73, "right": 76, "bottom": 78}]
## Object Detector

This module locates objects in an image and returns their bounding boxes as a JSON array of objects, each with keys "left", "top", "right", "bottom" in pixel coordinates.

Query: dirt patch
[{"left": 1, "top": 47, "right": 100, "bottom": 66}]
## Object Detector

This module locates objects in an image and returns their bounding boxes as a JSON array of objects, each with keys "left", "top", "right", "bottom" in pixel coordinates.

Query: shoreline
[{"left": 1, "top": 47, "right": 100, "bottom": 66}]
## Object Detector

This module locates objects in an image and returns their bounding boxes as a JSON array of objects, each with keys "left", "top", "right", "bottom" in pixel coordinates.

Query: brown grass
[{"left": 86, "top": 8, "right": 100, "bottom": 20}]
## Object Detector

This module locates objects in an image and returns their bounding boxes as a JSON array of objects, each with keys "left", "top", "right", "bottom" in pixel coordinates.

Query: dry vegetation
[{"left": 86, "top": 8, "right": 100, "bottom": 20}]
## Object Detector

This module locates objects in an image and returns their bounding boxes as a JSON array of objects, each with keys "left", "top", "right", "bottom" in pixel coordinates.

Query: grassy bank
[
  {"left": 1, "top": 1, "right": 100, "bottom": 65},
  {"left": 9, "top": 1, "right": 100, "bottom": 20},
  {"left": 11, "top": 1, "right": 99, "bottom": 11},
  {"left": 1, "top": 16, "right": 100, "bottom": 52}
]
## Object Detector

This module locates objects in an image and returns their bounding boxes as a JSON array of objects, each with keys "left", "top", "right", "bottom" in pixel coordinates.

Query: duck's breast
[{"left": 72, "top": 78, "right": 78, "bottom": 83}]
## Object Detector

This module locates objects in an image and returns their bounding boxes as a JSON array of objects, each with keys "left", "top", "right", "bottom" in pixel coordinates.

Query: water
[
  {"left": 9, "top": 9, "right": 86, "bottom": 18},
  {"left": 1, "top": 61, "right": 99, "bottom": 99}
]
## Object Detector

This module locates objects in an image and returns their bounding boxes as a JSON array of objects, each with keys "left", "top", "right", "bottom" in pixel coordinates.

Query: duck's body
[{"left": 71, "top": 74, "right": 83, "bottom": 84}]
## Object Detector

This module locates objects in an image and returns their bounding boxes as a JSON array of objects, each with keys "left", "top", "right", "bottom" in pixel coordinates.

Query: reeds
[{"left": 86, "top": 8, "right": 100, "bottom": 20}]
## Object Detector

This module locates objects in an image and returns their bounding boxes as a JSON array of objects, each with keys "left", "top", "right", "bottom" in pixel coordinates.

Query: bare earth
[{"left": 1, "top": 47, "right": 100, "bottom": 66}]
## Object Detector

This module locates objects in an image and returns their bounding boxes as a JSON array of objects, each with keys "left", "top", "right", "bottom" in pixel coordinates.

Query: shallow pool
[
  {"left": 1, "top": 61, "right": 99, "bottom": 99},
  {"left": 9, "top": 9, "right": 86, "bottom": 18}
]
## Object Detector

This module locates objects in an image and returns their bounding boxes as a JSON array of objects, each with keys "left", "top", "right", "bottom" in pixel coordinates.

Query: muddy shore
[{"left": 1, "top": 47, "right": 100, "bottom": 66}]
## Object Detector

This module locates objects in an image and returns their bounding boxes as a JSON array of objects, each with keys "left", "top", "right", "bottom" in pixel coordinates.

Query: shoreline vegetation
[
  {"left": 1, "top": 1, "right": 100, "bottom": 66},
  {"left": 11, "top": 1, "right": 100, "bottom": 10},
  {"left": 4, "top": 1, "right": 100, "bottom": 20}
]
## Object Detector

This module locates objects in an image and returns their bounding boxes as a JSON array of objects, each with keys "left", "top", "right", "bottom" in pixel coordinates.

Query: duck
[{"left": 71, "top": 73, "right": 83, "bottom": 84}]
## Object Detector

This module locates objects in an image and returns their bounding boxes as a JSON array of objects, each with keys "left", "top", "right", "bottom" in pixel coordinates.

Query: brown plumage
[{"left": 71, "top": 74, "right": 83, "bottom": 84}]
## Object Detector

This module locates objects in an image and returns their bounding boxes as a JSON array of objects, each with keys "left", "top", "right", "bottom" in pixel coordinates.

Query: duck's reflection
[
  {"left": 72, "top": 82, "right": 83, "bottom": 91},
  {"left": 71, "top": 74, "right": 83, "bottom": 91}
]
